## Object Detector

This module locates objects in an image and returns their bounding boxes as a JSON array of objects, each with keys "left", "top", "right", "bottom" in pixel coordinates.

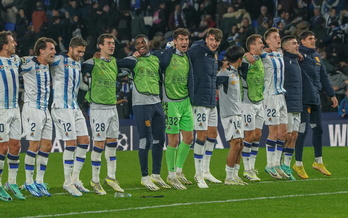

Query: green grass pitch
[{"left": 1, "top": 146, "right": 348, "bottom": 218}]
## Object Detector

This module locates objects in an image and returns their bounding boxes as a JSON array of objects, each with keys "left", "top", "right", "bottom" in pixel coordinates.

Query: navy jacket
[
  {"left": 188, "top": 40, "right": 219, "bottom": 107},
  {"left": 153, "top": 47, "right": 194, "bottom": 103},
  {"left": 299, "top": 45, "right": 335, "bottom": 105},
  {"left": 283, "top": 50, "right": 303, "bottom": 112}
]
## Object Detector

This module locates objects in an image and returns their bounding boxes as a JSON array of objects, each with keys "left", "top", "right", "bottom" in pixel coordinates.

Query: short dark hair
[
  {"left": 97, "top": 33, "right": 115, "bottom": 49},
  {"left": 0, "top": 31, "right": 12, "bottom": 52},
  {"left": 225, "top": 45, "right": 245, "bottom": 63},
  {"left": 264, "top": 27, "right": 279, "bottom": 40},
  {"left": 299, "top": 30, "right": 315, "bottom": 41},
  {"left": 34, "top": 37, "right": 57, "bottom": 56},
  {"left": 246, "top": 34, "right": 262, "bottom": 51},
  {"left": 281, "top": 35, "right": 296, "bottom": 47},
  {"left": 69, "top": 37, "right": 87, "bottom": 48},
  {"left": 134, "top": 34, "right": 148, "bottom": 41},
  {"left": 173, "top": 28, "right": 190, "bottom": 39},
  {"left": 206, "top": 28, "right": 223, "bottom": 41}
]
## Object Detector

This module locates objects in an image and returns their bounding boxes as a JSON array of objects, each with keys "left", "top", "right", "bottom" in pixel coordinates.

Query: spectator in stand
[
  {"left": 152, "top": 1, "right": 167, "bottom": 35},
  {"left": 257, "top": 5, "right": 273, "bottom": 27},
  {"left": 31, "top": 1, "right": 48, "bottom": 33},
  {"left": 168, "top": 4, "right": 186, "bottom": 30},
  {"left": 338, "top": 87, "right": 348, "bottom": 118},
  {"left": 324, "top": 7, "right": 339, "bottom": 27},
  {"left": 15, "top": 9, "right": 28, "bottom": 40},
  {"left": 131, "top": 10, "right": 148, "bottom": 39},
  {"left": 277, "top": 0, "right": 297, "bottom": 14}
]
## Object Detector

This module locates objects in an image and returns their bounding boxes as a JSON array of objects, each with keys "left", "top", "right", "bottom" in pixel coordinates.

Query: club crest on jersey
[
  {"left": 236, "top": 129, "right": 240, "bottom": 134},
  {"left": 145, "top": 120, "right": 151, "bottom": 127},
  {"left": 97, "top": 133, "right": 101, "bottom": 137},
  {"left": 315, "top": 57, "right": 320, "bottom": 63},
  {"left": 245, "top": 123, "right": 249, "bottom": 127},
  {"left": 199, "top": 122, "right": 203, "bottom": 127},
  {"left": 65, "top": 132, "right": 69, "bottom": 136},
  {"left": 268, "top": 117, "right": 272, "bottom": 121}
]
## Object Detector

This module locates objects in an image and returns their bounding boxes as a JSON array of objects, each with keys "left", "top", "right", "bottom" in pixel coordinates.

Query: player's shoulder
[{"left": 20, "top": 56, "right": 35, "bottom": 66}]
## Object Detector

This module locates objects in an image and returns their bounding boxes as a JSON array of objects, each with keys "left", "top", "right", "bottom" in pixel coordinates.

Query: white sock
[
  {"left": 72, "top": 144, "right": 88, "bottom": 182},
  {"left": 233, "top": 164, "right": 240, "bottom": 178},
  {"left": 250, "top": 141, "right": 259, "bottom": 170},
  {"left": 105, "top": 142, "right": 117, "bottom": 180},
  {"left": 25, "top": 150, "right": 37, "bottom": 184},
  {"left": 194, "top": 139, "right": 205, "bottom": 176},
  {"left": 91, "top": 146, "right": 103, "bottom": 183},
  {"left": 0, "top": 154, "right": 5, "bottom": 186},
  {"left": 202, "top": 138, "right": 216, "bottom": 173},
  {"left": 36, "top": 151, "right": 49, "bottom": 184},
  {"left": 283, "top": 147, "right": 294, "bottom": 167},
  {"left": 63, "top": 146, "right": 76, "bottom": 185},
  {"left": 242, "top": 141, "right": 252, "bottom": 171},
  {"left": 176, "top": 167, "right": 183, "bottom": 174},
  {"left": 296, "top": 161, "right": 303, "bottom": 166},
  {"left": 225, "top": 165, "right": 234, "bottom": 180},
  {"left": 315, "top": 156, "right": 323, "bottom": 164},
  {"left": 266, "top": 139, "right": 276, "bottom": 167},
  {"left": 168, "top": 171, "right": 176, "bottom": 178},
  {"left": 274, "top": 140, "right": 284, "bottom": 166},
  {"left": 7, "top": 153, "right": 19, "bottom": 184}
]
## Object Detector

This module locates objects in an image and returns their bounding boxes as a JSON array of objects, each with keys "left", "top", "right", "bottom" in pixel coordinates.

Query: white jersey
[
  {"left": 261, "top": 51, "right": 286, "bottom": 95},
  {"left": 51, "top": 54, "right": 81, "bottom": 109},
  {"left": 217, "top": 65, "right": 241, "bottom": 117},
  {"left": 0, "top": 55, "right": 20, "bottom": 109},
  {"left": 20, "top": 56, "right": 50, "bottom": 110}
]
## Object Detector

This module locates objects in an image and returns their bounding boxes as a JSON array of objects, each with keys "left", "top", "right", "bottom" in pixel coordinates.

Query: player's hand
[
  {"left": 297, "top": 52, "right": 304, "bottom": 61},
  {"left": 244, "top": 52, "right": 255, "bottom": 64},
  {"left": 331, "top": 96, "right": 338, "bottom": 108},
  {"left": 132, "top": 51, "right": 140, "bottom": 58}
]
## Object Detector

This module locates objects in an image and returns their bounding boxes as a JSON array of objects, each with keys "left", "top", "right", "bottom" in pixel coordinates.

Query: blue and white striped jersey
[
  {"left": 0, "top": 55, "right": 20, "bottom": 109},
  {"left": 216, "top": 65, "right": 241, "bottom": 117},
  {"left": 50, "top": 54, "right": 81, "bottom": 109},
  {"left": 20, "top": 56, "right": 50, "bottom": 110},
  {"left": 261, "top": 51, "right": 286, "bottom": 95}
]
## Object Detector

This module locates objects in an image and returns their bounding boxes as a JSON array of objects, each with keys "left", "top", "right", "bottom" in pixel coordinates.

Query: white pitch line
[{"left": 19, "top": 190, "right": 348, "bottom": 218}]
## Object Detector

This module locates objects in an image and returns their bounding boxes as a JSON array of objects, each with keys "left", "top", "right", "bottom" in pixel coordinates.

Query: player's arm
[
  {"left": 81, "top": 58, "right": 94, "bottom": 88},
  {"left": 117, "top": 56, "right": 137, "bottom": 71},
  {"left": 216, "top": 69, "right": 229, "bottom": 93},
  {"left": 318, "top": 57, "right": 337, "bottom": 107},
  {"left": 79, "top": 73, "right": 89, "bottom": 91}
]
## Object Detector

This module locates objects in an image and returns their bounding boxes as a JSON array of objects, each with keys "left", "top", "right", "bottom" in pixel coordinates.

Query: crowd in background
[{"left": 1, "top": 0, "right": 348, "bottom": 116}]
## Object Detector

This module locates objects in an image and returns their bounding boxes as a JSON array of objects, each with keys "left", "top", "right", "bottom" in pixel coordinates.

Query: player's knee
[
  {"left": 78, "top": 136, "right": 90, "bottom": 145},
  {"left": 183, "top": 134, "right": 194, "bottom": 145},
  {"left": 254, "top": 131, "right": 262, "bottom": 141}
]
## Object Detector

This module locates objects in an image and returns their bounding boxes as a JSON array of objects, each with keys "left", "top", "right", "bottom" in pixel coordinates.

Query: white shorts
[
  {"left": 263, "top": 94, "right": 288, "bottom": 125},
  {"left": 0, "top": 108, "right": 21, "bottom": 142},
  {"left": 221, "top": 115, "right": 244, "bottom": 141},
  {"left": 90, "top": 107, "right": 119, "bottom": 141},
  {"left": 21, "top": 103, "right": 53, "bottom": 141},
  {"left": 193, "top": 106, "right": 218, "bottom": 131},
  {"left": 241, "top": 101, "right": 264, "bottom": 131},
  {"left": 51, "top": 108, "right": 88, "bottom": 141},
  {"left": 287, "top": 112, "right": 301, "bottom": 132}
]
